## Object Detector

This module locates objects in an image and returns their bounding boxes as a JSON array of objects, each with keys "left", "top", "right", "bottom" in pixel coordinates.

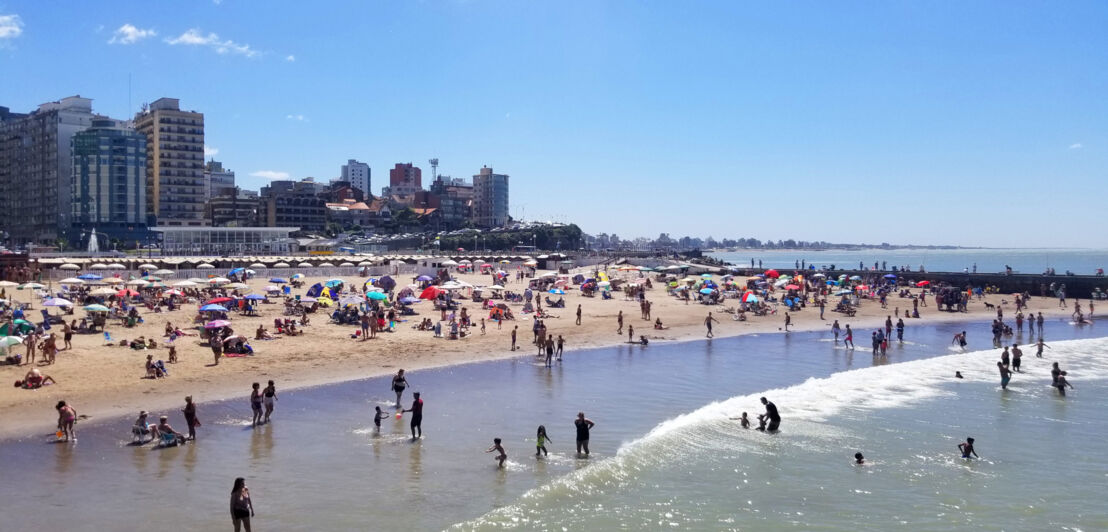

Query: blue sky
[{"left": 1, "top": 1, "right": 1105, "bottom": 247}]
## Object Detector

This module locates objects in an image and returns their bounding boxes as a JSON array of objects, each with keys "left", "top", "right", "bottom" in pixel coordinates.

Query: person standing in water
[
  {"left": 183, "top": 396, "right": 200, "bottom": 441},
  {"left": 402, "top": 392, "right": 424, "bottom": 439},
  {"left": 230, "top": 477, "right": 255, "bottom": 532},
  {"left": 1055, "top": 371, "right": 1074, "bottom": 396},
  {"left": 1036, "top": 312, "right": 1044, "bottom": 336},
  {"left": 391, "top": 369, "right": 408, "bottom": 408},
  {"left": 997, "top": 362, "right": 1013, "bottom": 390},
  {"left": 249, "top": 383, "right": 263, "bottom": 427},
  {"left": 854, "top": 452, "right": 865, "bottom": 465},
  {"left": 535, "top": 425, "right": 552, "bottom": 457},
  {"left": 896, "top": 318, "right": 905, "bottom": 342},
  {"left": 1011, "top": 344, "right": 1023, "bottom": 372},
  {"left": 958, "top": 437, "right": 978, "bottom": 459},
  {"left": 262, "top": 380, "right": 278, "bottom": 424},
  {"left": 575, "top": 412, "right": 595, "bottom": 456},
  {"left": 486, "top": 437, "right": 507, "bottom": 468},
  {"left": 373, "top": 406, "right": 388, "bottom": 431},
  {"left": 831, "top": 320, "right": 841, "bottom": 342},
  {"left": 704, "top": 312, "right": 719, "bottom": 338},
  {"left": 1036, "top": 338, "right": 1050, "bottom": 358},
  {"left": 56, "top": 400, "right": 77, "bottom": 442},
  {"left": 760, "top": 397, "right": 781, "bottom": 432},
  {"left": 844, "top": 324, "right": 854, "bottom": 348}
]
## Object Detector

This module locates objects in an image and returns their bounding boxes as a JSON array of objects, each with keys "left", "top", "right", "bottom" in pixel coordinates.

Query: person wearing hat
[
  {"left": 132, "top": 411, "right": 153, "bottom": 443},
  {"left": 153, "top": 415, "right": 186, "bottom": 446}
]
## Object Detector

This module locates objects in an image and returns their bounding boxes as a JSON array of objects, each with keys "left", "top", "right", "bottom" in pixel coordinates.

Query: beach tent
[
  {"left": 0, "top": 320, "right": 34, "bottom": 336},
  {"left": 306, "top": 283, "right": 324, "bottom": 298},
  {"left": 378, "top": 276, "right": 397, "bottom": 292},
  {"left": 420, "top": 286, "right": 444, "bottom": 300}
]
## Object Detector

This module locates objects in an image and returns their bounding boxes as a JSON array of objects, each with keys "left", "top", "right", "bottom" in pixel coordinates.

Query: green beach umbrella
[
  {"left": 84, "top": 304, "right": 110, "bottom": 312},
  {"left": 367, "top": 291, "right": 388, "bottom": 301}
]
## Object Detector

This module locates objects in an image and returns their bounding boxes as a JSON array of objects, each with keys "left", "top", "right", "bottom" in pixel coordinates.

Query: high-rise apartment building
[
  {"left": 339, "top": 159, "right": 371, "bottom": 197},
  {"left": 387, "top": 163, "right": 422, "bottom": 196},
  {"left": 430, "top": 175, "right": 474, "bottom": 229},
  {"left": 70, "top": 118, "right": 148, "bottom": 243},
  {"left": 133, "top": 98, "right": 207, "bottom": 226},
  {"left": 204, "top": 160, "right": 236, "bottom": 200},
  {"left": 0, "top": 96, "right": 96, "bottom": 244},
  {"left": 258, "top": 179, "right": 327, "bottom": 232},
  {"left": 471, "top": 166, "right": 509, "bottom": 228}
]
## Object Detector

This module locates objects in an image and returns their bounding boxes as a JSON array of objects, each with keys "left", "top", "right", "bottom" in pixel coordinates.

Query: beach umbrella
[
  {"left": 90, "top": 287, "right": 116, "bottom": 296},
  {"left": 298, "top": 262, "right": 313, "bottom": 268},
  {"left": 187, "top": 278, "right": 207, "bottom": 283},
  {"left": 270, "top": 278, "right": 288, "bottom": 284},
  {"left": 138, "top": 263, "right": 158, "bottom": 270},
  {"left": 273, "top": 262, "right": 290, "bottom": 268},
  {"left": 699, "top": 288, "right": 714, "bottom": 295},
  {"left": 59, "top": 263, "right": 80, "bottom": 271},
  {"left": 855, "top": 285, "right": 869, "bottom": 291},
  {"left": 849, "top": 275, "right": 862, "bottom": 281},
  {"left": 812, "top": 273, "right": 826, "bottom": 278},
  {"left": 317, "top": 262, "right": 335, "bottom": 267},
  {"left": 196, "top": 264, "right": 215, "bottom": 269},
  {"left": 44, "top": 297, "right": 74, "bottom": 307},
  {"left": 700, "top": 273, "right": 713, "bottom": 279},
  {"left": 84, "top": 304, "right": 109, "bottom": 312},
  {"left": 204, "top": 320, "right": 231, "bottom": 329},
  {"left": 126, "top": 279, "right": 150, "bottom": 286},
  {"left": 883, "top": 274, "right": 897, "bottom": 280},
  {"left": 173, "top": 280, "right": 198, "bottom": 287},
  {"left": 0, "top": 336, "right": 23, "bottom": 348},
  {"left": 89, "top": 264, "right": 107, "bottom": 270},
  {"left": 764, "top": 269, "right": 780, "bottom": 278},
  {"left": 228, "top": 267, "right": 246, "bottom": 276},
  {"left": 224, "top": 282, "right": 249, "bottom": 289},
  {"left": 144, "top": 276, "right": 163, "bottom": 282},
  {"left": 18, "top": 282, "right": 45, "bottom": 290},
  {"left": 441, "top": 259, "right": 458, "bottom": 266},
  {"left": 116, "top": 288, "right": 139, "bottom": 297},
  {"left": 265, "top": 285, "right": 279, "bottom": 292},
  {"left": 419, "top": 286, "right": 444, "bottom": 299},
  {"left": 249, "top": 263, "right": 267, "bottom": 269},
  {"left": 244, "top": 294, "right": 267, "bottom": 301},
  {"left": 365, "top": 286, "right": 383, "bottom": 293},
  {"left": 291, "top": 273, "right": 305, "bottom": 280},
  {"left": 416, "top": 275, "right": 433, "bottom": 282},
  {"left": 785, "top": 284, "right": 801, "bottom": 290},
  {"left": 60, "top": 277, "right": 85, "bottom": 285},
  {"left": 0, "top": 280, "right": 17, "bottom": 288},
  {"left": 206, "top": 297, "right": 232, "bottom": 304},
  {"left": 357, "top": 261, "right": 373, "bottom": 267},
  {"left": 741, "top": 292, "right": 759, "bottom": 303},
  {"left": 835, "top": 289, "right": 852, "bottom": 296},
  {"left": 399, "top": 296, "right": 420, "bottom": 304},
  {"left": 916, "top": 280, "right": 930, "bottom": 287},
  {"left": 208, "top": 277, "right": 231, "bottom": 285},
  {"left": 549, "top": 288, "right": 565, "bottom": 295},
  {"left": 367, "top": 291, "right": 388, "bottom": 301},
  {"left": 164, "top": 289, "right": 185, "bottom": 297},
  {"left": 107, "top": 263, "right": 126, "bottom": 270},
  {"left": 324, "top": 279, "right": 344, "bottom": 288},
  {"left": 200, "top": 304, "right": 228, "bottom": 312},
  {"left": 103, "top": 277, "right": 123, "bottom": 284},
  {"left": 154, "top": 269, "right": 175, "bottom": 276}
]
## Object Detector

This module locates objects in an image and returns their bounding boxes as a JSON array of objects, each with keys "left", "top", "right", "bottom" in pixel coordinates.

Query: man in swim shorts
[
  {"left": 760, "top": 397, "right": 781, "bottom": 432},
  {"left": 403, "top": 392, "right": 424, "bottom": 439}
]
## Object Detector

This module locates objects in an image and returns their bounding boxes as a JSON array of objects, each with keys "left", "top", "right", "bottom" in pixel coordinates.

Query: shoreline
[{"left": 0, "top": 270, "right": 1076, "bottom": 440}]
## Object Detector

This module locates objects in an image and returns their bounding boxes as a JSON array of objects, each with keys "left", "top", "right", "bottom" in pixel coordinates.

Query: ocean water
[
  {"left": 710, "top": 248, "right": 1108, "bottom": 275},
  {"left": 0, "top": 319, "right": 1103, "bottom": 531}
]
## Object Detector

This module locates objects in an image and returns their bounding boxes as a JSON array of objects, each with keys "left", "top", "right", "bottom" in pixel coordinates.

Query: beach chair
[
  {"left": 159, "top": 431, "right": 180, "bottom": 447},
  {"left": 103, "top": 331, "right": 113, "bottom": 344},
  {"left": 133, "top": 424, "right": 151, "bottom": 443}
]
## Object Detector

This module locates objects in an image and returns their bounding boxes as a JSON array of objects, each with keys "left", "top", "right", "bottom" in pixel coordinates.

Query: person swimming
[
  {"left": 955, "top": 371, "right": 964, "bottom": 379},
  {"left": 854, "top": 452, "right": 865, "bottom": 465},
  {"left": 958, "top": 437, "right": 978, "bottom": 459}
]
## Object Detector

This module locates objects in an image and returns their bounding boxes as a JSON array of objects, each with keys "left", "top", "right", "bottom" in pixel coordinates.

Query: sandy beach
[{"left": 0, "top": 266, "right": 1073, "bottom": 439}]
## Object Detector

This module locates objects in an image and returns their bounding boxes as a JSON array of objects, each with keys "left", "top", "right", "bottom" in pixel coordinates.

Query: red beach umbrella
[
  {"left": 116, "top": 289, "right": 139, "bottom": 297},
  {"left": 206, "top": 297, "right": 233, "bottom": 304},
  {"left": 419, "top": 286, "right": 444, "bottom": 300},
  {"left": 764, "top": 269, "right": 780, "bottom": 278},
  {"left": 916, "top": 280, "right": 930, "bottom": 287}
]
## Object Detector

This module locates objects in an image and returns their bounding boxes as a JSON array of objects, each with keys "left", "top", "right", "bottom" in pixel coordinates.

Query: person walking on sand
[
  {"left": 536, "top": 425, "right": 552, "bottom": 457},
  {"left": 391, "top": 369, "right": 408, "bottom": 408},
  {"left": 183, "top": 396, "right": 200, "bottom": 440},
  {"left": 705, "top": 312, "right": 719, "bottom": 338},
  {"left": 844, "top": 324, "right": 854, "bottom": 348},
  {"left": 617, "top": 311, "right": 623, "bottom": 335},
  {"left": 576, "top": 304, "right": 582, "bottom": 325},
  {"left": 998, "top": 362, "right": 1013, "bottom": 390},
  {"left": 230, "top": 477, "right": 255, "bottom": 532},
  {"left": 831, "top": 320, "right": 841, "bottom": 342},
  {"left": 574, "top": 412, "right": 595, "bottom": 456},
  {"left": 402, "top": 392, "right": 424, "bottom": 439},
  {"left": 250, "top": 383, "right": 263, "bottom": 427},
  {"left": 262, "top": 380, "right": 278, "bottom": 424},
  {"left": 486, "top": 437, "right": 507, "bottom": 468},
  {"left": 628, "top": 324, "right": 634, "bottom": 343}
]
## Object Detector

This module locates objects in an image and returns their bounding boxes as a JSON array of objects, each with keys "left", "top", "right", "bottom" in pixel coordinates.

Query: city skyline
[{"left": 1, "top": 1, "right": 1105, "bottom": 247}]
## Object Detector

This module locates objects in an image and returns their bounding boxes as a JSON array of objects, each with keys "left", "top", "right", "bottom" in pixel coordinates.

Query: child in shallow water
[
  {"left": 487, "top": 438, "right": 507, "bottom": 468},
  {"left": 535, "top": 425, "right": 552, "bottom": 457}
]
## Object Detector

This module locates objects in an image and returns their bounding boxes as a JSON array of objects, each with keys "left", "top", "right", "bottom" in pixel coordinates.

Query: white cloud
[
  {"left": 1069, "top": 143, "right": 1083, "bottom": 150},
  {"left": 0, "top": 14, "right": 23, "bottom": 39},
  {"left": 250, "top": 170, "right": 290, "bottom": 180},
  {"left": 166, "top": 28, "right": 258, "bottom": 57},
  {"left": 204, "top": 145, "right": 219, "bottom": 157},
  {"left": 285, "top": 54, "right": 295, "bottom": 62},
  {"left": 109, "top": 24, "right": 156, "bottom": 45},
  {"left": 286, "top": 114, "right": 307, "bottom": 122}
]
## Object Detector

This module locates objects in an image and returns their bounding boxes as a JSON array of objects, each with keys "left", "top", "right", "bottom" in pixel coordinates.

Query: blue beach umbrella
[
  {"left": 549, "top": 288, "right": 565, "bottom": 295},
  {"left": 78, "top": 273, "right": 102, "bottom": 281},
  {"left": 699, "top": 288, "right": 714, "bottom": 295},
  {"left": 269, "top": 277, "right": 288, "bottom": 284},
  {"left": 416, "top": 275, "right": 433, "bottom": 282},
  {"left": 883, "top": 274, "right": 897, "bottom": 279},
  {"left": 244, "top": 294, "right": 267, "bottom": 300},
  {"left": 399, "top": 296, "right": 421, "bottom": 304},
  {"left": 200, "top": 304, "right": 228, "bottom": 312},
  {"left": 835, "top": 289, "right": 852, "bottom": 296},
  {"left": 367, "top": 291, "right": 388, "bottom": 301}
]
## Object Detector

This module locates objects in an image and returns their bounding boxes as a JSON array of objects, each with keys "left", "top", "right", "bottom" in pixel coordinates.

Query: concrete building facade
[
  {"left": 259, "top": 179, "right": 327, "bottom": 233},
  {"left": 133, "top": 98, "right": 207, "bottom": 226},
  {"left": 208, "top": 187, "right": 259, "bottom": 227},
  {"left": 0, "top": 96, "right": 96, "bottom": 244},
  {"left": 204, "top": 159, "right": 235, "bottom": 200},
  {"left": 430, "top": 176, "right": 474, "bottom": 229},
  {"left": 339, "top": 159, "right": 371, "bottom": 197},
  {"left": 385, "top": 162, "right": 422, "bottom": 197},
  {"left": 471, "top": 166, "right": 509, "bottom": 228},
  {"left": 70, "top": 118, "right": 149, "bottom": 244}
]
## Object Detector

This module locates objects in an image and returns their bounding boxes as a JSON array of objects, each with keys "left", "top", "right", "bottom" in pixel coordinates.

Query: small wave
[{"left": 454, "top": 337, "right": 1108, "bottom": 529}]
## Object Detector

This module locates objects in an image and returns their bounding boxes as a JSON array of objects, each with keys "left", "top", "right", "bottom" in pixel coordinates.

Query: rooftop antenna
[{"left": 428, "top": 158, "right": 439, "bottom": 181}]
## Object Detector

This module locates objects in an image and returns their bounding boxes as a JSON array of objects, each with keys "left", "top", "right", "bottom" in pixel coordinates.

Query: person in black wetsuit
[
  {"left": 574, "top": 412, "right": 595, "bottom": 456},
  {"left": 402, "top": 392, "right": 423, "bottom": 439},
  {"left": 760, "top": 397, "right": 781, "bottom": 432}
]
